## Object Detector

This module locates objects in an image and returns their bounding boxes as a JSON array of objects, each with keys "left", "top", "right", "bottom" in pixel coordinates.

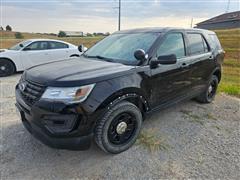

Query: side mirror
[
  {"left": 19, "top": 44, "right": 24, "bottom": 47},
  {"left": 150, "top": 54, "right": 177, "bottom": 69},
  {"left": 134, "top": 49, "right": 148, "bottom": 62},
  {"left": 78, "top": 44, "right": 87, "bottom": 52}
]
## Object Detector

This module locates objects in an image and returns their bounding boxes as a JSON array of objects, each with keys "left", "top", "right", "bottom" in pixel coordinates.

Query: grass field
[
  {"left": 0, "top": 29, "right": 239, "bottom": 97},
  {"left": 214, "top": 29, "right": 240, "bottom": 97}
]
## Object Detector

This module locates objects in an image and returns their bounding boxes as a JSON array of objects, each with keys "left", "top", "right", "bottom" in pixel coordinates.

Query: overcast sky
[{"left": 1, "top": 0, "right": 239, "bottom": 33}]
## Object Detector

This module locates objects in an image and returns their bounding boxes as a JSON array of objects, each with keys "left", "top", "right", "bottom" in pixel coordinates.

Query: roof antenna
[
  {"left": 190, "top": 18, "right": 193, "bottom": 28},
  {"left": 226, "top": 0, "right": 230, "bottom": 13}
]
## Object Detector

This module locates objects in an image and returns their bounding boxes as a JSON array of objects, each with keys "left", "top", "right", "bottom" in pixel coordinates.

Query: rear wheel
[
  {"left": 95, "top": 101, "right": 142, "bottom": 154},
  {"left": 196, "top": 75, "right": 218, "bottom": 103},
  {"left": 0, "top": 59, "right": 15, "bottom": 77}
]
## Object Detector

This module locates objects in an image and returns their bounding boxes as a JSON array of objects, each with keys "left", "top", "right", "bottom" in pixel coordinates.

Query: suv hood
[{"left": 25, "top": 56, "right": 135, "bottom": 86}]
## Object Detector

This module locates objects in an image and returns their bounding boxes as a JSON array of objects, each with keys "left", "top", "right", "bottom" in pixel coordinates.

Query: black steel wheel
[
  {"left": 108, "top": 112, "right": 137, "bottom": 145},
  {"left": 0, "top": 59, "right": 15, "bottom": 77},
  {"left": 207, "top": 77, "right": 218, "bottom": 101},
  {"left": 196, "top": 75, "right": 219, "bottom": 103},
  {"left": 95, "top": 101, "right": 142, "bottom": 154}
]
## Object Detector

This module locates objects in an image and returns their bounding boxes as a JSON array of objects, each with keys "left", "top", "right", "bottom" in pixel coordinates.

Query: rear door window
[
  {"left": 187, "top": 33, "right": 208, "bottom": 55},
  {"left": 49, "top": 41, "right": 69, "bottom": 49}
]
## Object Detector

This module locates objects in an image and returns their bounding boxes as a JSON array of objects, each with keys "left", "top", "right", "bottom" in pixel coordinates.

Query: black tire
[
  {"left": 95, "top": 101, "right": 142, "bottom": 154},
  {"left": 0, "top": 59, "right": 15, "bottom": 77},
  {"left": 196, "top": 75, "right": 219, "bottom": 103}
]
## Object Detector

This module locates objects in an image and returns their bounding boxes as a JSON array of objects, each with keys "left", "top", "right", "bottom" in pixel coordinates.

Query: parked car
[
  {"left": 15, "top": 27, "right": 224, "bottom": 154},
  {"left": 0, "top": 39, "right": 82, "bottom": 77}
]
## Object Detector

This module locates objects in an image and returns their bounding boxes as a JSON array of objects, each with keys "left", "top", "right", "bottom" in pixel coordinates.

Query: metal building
[{"left": 195, "top": 11, "right": 240, "bottom": 30}]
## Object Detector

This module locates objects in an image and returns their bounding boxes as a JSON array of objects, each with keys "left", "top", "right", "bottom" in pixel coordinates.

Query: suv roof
[{"left": 114, "top": 27, "right": 215, "bottom": 34}]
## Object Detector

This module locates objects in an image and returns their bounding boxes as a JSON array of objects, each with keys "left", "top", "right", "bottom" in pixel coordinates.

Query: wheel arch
[
  {"left": 212, "top": 67, "right": 221, "bottom": 82},
  {"left": 96, "top": 88, "right": 150, "bottom": 116},
  {"left": 0, "top": 57, "right": 17, "bottom": 72}
]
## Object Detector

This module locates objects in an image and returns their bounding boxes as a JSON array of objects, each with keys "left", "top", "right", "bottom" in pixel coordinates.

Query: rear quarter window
[{"left": 209, "top": 34, "right": 222, "bottom": 50}]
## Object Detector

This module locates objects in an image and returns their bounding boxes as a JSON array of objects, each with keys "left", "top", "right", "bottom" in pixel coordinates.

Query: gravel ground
[{"left": 1, "top": 74, "right": 240, "bottom": 179}]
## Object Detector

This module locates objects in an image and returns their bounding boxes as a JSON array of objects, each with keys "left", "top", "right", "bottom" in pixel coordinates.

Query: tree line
[
  {"left": 0, "top": 25, "right": 12, "bottom": 31},
  {"left": 0, "top": 25, "right": 24, "bottom": 39}
]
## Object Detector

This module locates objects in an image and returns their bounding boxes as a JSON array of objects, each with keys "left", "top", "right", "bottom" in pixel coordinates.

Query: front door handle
[
  {"left": 181, "top": 62, "right": 190, "bottom": 69},
  {"left": 209, "top": 55, "right": 214, "bottom": 60}
]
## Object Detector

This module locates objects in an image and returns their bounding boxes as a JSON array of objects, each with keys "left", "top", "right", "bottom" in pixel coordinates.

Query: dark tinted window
[
  {"left": 203, "top": 38, "right": 209, "bottom": 52},
  {"left": 157, "top": 33, "right": 185, "bottom": 59},
  {"left": 209, "top": 34, "right": 222, "bottom": 50},
  {"left": 49, "top": 41, "right": 69, "bottom": 49},
  {"left": 26, "top": 41, "right": 48, "bottom": 50},
  {"left": 187, "top": 33, "right": 207, "bottom": 55}
]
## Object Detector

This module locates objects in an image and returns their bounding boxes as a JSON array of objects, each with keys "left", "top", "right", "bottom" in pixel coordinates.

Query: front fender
[
  {"left": 81, "top": 73, "right": 149, "bottom": 114},
  {"left": 0, "top": 53, "right": 24, "bottom": 71}
]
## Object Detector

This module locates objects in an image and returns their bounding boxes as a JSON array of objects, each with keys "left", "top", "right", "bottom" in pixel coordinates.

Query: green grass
[
  {"left": 205, "top": 113, "right": 217, "bottom": 121},
  {"left": 214, "top": 29, "right": 240, "bottom": 98},
  {"left": 180, "top": 110, "right": 205, "bottom": 125},
  {"left": 218, "top": 59, "right": 240, "bottom": 97},
  {"left": 137, "top": 128, "right": 170, "bottom": 152}
]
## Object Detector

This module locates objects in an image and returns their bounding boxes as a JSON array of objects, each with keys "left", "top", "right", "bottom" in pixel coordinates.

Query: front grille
[{"left": 19, "top": 80, "right": 46, "bottom": 106}]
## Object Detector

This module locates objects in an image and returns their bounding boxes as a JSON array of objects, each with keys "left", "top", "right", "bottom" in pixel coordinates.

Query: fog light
[{"left": 42, "top": 114, "right": 77, "bottom": 134}]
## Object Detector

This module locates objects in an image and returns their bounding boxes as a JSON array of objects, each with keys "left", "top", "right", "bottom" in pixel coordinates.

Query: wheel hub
[
  {"left": 208, "top": 85, "right": 213, "bottom": 93},
  {"left": 116, "top": 122, "right": 127, "bottom": 134},
  {"left": 0, "top": 66, "right": 6, "bottom": 71}
]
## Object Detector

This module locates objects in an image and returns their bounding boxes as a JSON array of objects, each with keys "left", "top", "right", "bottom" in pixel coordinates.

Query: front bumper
[{"left": 15, "top": 87, "right": 94, "bottom": 150}]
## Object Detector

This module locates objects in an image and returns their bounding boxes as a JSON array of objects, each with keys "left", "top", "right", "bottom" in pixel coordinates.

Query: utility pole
[{"left": 118, "top": 0, "right": 121, "bottom": 31}]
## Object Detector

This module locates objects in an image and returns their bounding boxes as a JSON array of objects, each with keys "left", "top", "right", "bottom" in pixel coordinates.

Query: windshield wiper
[{"left": 84, "top": 54, "right": 114, "bottom": 62}]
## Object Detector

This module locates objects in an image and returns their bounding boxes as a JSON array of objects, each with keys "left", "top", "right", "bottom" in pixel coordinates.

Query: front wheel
[
  {"left": 0, "top": 59, "right": 15, "bottom": 77},
  {"left": 95, "top": 101, "right": 142, "bottom": 154},
  {"left": 196, "top": 75, "right": 219, "bottom": 103}
]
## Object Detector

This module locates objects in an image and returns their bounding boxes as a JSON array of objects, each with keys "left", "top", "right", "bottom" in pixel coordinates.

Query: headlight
[{"left": 41, "top": 84, "right": 95, "bottom": 104}]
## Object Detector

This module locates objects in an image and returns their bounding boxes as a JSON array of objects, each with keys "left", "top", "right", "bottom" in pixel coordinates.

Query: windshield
[
  {"left": 84, "top": 33, "right": 159, "bottom": 65},
  {"left": 9, "top": 40, "right": 32, "bottom": 50}
]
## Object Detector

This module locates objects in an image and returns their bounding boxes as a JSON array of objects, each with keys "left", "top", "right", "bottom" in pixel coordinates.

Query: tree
[
  {"left": 86, "top": 33, "right": 93, "bottom": 37},
  {"left": 58, "top": 31, "right": 66, "bottom": 37},
  {"left": 15, "top": 32, "right": 24, "bottom": 39},
  {"left": 6, "top": 25, "right": 12, "bottom": 31},
  {"left": 0, "top": 26, "right": 3, "bottom": 31}
]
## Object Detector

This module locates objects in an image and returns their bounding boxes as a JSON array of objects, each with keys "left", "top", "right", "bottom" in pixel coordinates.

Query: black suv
[{"left": 15, "top": 28, "right": 224, "bottom": 154}]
